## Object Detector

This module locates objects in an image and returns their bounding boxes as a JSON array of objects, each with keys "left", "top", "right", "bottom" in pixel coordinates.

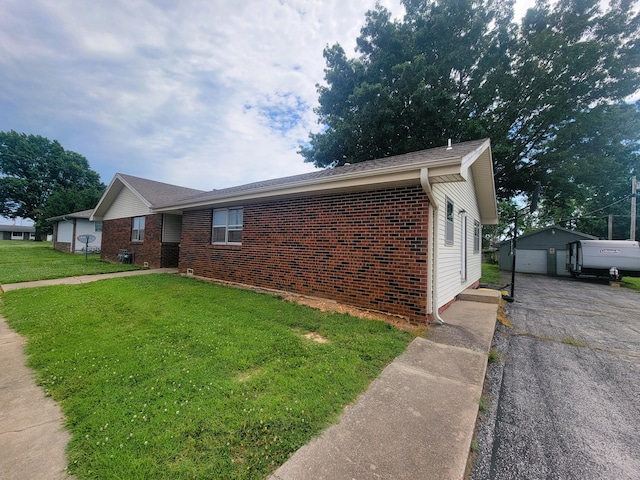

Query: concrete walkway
[
  {"left": 0, "top": 269, "right": 177, "bottom": 480},
  {"left": 0, "top": 317, "right": 72, "bottom": 480},
  {"left": 0, "top": 268, "right": 179, "bottom": 293},
  {"left": 1, "top": 271, "right": 498, "bottom": 480},
  {"left": 270, "top": 298, "right": 499, "bottom": 480}
]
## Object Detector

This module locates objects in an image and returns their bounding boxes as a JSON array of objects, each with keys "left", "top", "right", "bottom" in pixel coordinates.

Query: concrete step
[{"left": 457, "top": 288, "right": 502, "bottom": 304}]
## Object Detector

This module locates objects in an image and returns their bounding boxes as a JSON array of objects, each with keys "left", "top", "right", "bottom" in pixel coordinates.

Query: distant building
[
  {"left": 498, "top": 225, "right": 597, "bottom": 276},
  {"left": 47, "top": 210, "right": 103, "bottom": 253},
  {"left": 0, "top": 224, "right": 36, "bottom": 241}
]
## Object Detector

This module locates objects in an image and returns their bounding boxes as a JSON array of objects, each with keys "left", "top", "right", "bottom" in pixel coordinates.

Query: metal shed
[{"left": 498, "top": 225, "right": 597, "bottom": 276}]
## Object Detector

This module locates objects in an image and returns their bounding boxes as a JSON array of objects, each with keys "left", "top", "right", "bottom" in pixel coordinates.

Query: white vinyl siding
[
  {"left": 74, "top": 219, "right": 102, "bottom": 252},
  {"left": 433, "top": 168, "right": 483, "bottom": 309},
  {"left": 162, "top": 214, "right": 182, "bottom": 243},
  {"left": 102, "top": 187, "right": 150, "bottom": 220},
  {"left": 57, "top": 220, "right": 74, "bottom": 243}
]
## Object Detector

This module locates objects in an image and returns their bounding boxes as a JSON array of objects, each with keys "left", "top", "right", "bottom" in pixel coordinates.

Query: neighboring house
[
  {"left": 90, "top": 174, "right": 206, "bottom": 268},
  {"left": 95, "top": 138, "right": 497, "bottom": 324},
  {"left": 498, "top": 225, "right": 597, "bottom": 276},
  {"left": 47, "top": 209, "right": 103, "bottom": 253},
  {"left": 0, "top": 224, "right": 36, "bottom": 241}
]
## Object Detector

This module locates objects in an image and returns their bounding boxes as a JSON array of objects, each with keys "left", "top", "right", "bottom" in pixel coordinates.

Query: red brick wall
[
  {"left": 54, "top": 242, "right": 72, "bottom": 253},
  {"left": 179, "top": 186, "right": 430, "bottom": 323},
  {"left": 101, "top": 214, "right": 177, "bottom": 268}
]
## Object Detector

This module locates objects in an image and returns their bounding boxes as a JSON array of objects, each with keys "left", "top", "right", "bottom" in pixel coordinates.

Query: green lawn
[
  {"left": 622, "top": 276, "right": 640, "bottom": 291},
  {"left": 481, "top": 263, "right": 505, "bottom": 285},
  {"left": 1, "top": 274, "right": 413, "bottom": 479},
  {"left": 0, "top": 240, "right": 140, "bottom": 284}
]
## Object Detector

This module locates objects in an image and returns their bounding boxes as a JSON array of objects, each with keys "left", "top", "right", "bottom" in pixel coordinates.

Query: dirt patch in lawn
[{"left": 188, "top": 274, "right": 427, "bottom": 335}]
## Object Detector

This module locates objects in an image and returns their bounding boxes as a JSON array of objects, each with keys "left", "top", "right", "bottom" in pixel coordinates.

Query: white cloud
[
  {"left": 0, "top": 0, "right": 408, "bottom": 191},
  {"left": 0, "top": 0, "right": 546, "bottom": 198}
]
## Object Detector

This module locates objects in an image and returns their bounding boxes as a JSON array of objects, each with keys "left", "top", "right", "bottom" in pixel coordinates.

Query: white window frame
[
  {"left": 212, "top": 207, "right": 243, "bottom": 245},
  {"left": 132, "top": 216, "right": 145, "bottom": 242},
  {"left": 11, "top": 231, "right": 23, "bottom": 239},
  {"left": 94, "top": 221, "right": 103, "bottom": 233},
  {"left": 445, "top": 197, "right": 454, "bottom": 245},
  {"left": 473, "top": 220, "right": 481, "bottom": 254}
]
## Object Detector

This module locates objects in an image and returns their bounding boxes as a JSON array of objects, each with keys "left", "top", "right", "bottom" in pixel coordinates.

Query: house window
[
  {"left": 213, "top": 207, "right": 243, "bottom": 245},
  {"left": 445, "top": 197, "right": 454, "bottom": 245},
  {"left": 11, "top": 231, "right": 23, "bottom": 240},
  {"left": 94, "top": 221, "right": 103, "bottom": 232},
  {"left": 132, "top": 216, "right": 145, "bottom": 242},
  {"left": 474, "top": 221, "right": 481, "bottom": 254}
]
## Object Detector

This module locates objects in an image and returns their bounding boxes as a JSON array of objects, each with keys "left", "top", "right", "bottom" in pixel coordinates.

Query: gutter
[{"left": 420, "top": 168, "right": 445, "bottom": 325}]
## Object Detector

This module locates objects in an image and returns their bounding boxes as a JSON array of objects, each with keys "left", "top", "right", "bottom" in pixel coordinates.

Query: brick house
[
  {"left": 90, "top": 174, "right": 205, "bottom": 268},
  {"left": 94, "top": 139, "right": 497, "bottom": 323}
]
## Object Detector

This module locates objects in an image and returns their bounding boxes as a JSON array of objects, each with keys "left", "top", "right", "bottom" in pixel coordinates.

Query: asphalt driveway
[{"left": 472, "top": 274, "right": 640, "bottom": 480}]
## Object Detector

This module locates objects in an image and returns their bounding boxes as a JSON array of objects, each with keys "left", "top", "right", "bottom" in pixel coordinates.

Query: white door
[
  {"left": 515, "top": 249, "right": 547, "bottom": 274},
  {"left": 556, "top": 250, "right": 570, "bottom": 276}
]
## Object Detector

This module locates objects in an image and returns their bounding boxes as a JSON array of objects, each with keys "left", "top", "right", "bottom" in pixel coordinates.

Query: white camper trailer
[{"left": 567, "top": 240, "right": 640, "bottom": 280}]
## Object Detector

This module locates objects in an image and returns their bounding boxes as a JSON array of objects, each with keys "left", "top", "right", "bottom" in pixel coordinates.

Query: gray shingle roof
[
  {"left": 164, "top": 138, "right": 490, "bottom": 208},
  {"left": 46, "top": 209, "right": 95, "bottom": 222},
  {"left": 117, "top": 174, "right": 206, "bottom": 207},
  {"left": 0, "top": 225, "right": 35, "bottom": 233}
]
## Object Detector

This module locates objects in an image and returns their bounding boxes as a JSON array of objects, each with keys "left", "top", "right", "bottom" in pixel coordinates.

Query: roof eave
[{"left": 154, "top": 158, "right": 465, "bottom": 213}]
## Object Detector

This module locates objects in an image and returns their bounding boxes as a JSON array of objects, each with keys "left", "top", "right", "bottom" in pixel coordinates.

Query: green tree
[
  {"left": 538, "top": 102, "right": 640, "bottom": 239},
  {"left": 0, "top": 131, "right": 105, "bottom": 236},
  {"left": 301, "top": 0, "right": 516, "bottom": 169},
  {"left": 300, "top": 0, "right": 640, "bottom": 209}
]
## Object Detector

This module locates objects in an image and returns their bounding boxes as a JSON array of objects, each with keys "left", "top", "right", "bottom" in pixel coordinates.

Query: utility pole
[
  {"left": 608, "top": 214, "right": 613, "bottom": 240},
  {"left": 632, "top": 176, "right": 637, "bottom": 241}
]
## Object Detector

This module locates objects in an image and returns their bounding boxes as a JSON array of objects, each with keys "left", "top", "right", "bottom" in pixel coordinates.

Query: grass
[
  {"left": 480, "top": 263, "right": 504, "bottom": 285},
  {"left": 560, "top": 336, "right": 587, "bottom": 348},
  {"left": 487, "top": 349, "right": 501, "bottom": 364},
  {"left": 478, "top": 396, "right": 489, "bottom": 413},
  {"left": 1, "top": 274, "right": 414, "bottom": 479},
  {"left": 0, "top": 240, "right": 140, "bottom": 284},
  {"left": 622, "top": 276, "right": 640, "bottom": 291}
]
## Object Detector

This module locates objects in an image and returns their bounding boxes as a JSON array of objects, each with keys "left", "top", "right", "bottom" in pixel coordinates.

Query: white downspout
[{"left": 420, "top": 168, "right": 445, "bottom": 325}]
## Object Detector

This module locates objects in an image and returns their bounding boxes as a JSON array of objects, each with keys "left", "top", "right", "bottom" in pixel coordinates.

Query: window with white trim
[
  {"left": 213, "top": 207, "right": 243, "bottom": 244},
  {"left": 445, "top": 197, "right": 454, "bottom": 245},
  {"left": 94, "top": 221, "right": 103, "bottom": 232},
  {"left": 473, "top": 220, "right": 481, "bottom": 254},
  {"left": 11, "top": 231, "right": 23, "bottom": 240},
  {"left": 132, "top": 216, "right": 145, "bottom": 242}
]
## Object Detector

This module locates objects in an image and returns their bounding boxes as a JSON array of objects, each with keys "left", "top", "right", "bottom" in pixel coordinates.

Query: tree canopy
[
  {"left": 0, "top": 131, "right": 105, "bottom": 234},
  {"left": 300, "top": 0, "right": 640, "bottom": 238}
]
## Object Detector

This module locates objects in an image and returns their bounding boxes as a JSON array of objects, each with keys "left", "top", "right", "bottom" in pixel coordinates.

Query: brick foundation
[
  {"left": 179, "top": 186, "right": 430, "bottom": 323},
  {"left": 53, "top": 242, "right": 72, "bottom": 253}
]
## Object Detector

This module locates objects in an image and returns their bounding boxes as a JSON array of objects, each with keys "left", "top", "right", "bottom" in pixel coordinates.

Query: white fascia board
[{"left": 153, "top": 158, "right": 464, "bottom": 213}]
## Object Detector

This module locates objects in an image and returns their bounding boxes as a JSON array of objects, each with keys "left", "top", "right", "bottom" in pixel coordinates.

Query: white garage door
[{"left": 516, "top": 249, "right": 547, "bottom": 274}]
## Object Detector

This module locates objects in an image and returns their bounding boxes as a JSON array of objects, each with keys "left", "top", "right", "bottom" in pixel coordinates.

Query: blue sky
[{"left": 0, "top": 0, "right": 538, "bottom": 225}]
